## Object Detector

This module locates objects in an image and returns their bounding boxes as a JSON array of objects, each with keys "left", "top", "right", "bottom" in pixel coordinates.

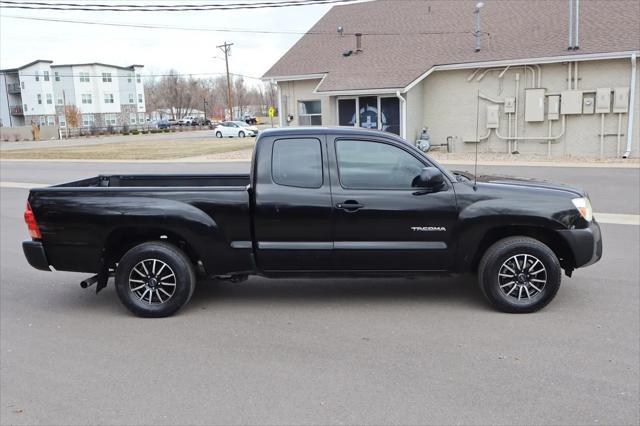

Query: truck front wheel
[
  {"left": 115, "top": 242, "right": 196, "bottom": 317},
  {"left": 478, "top": 236, "right": 561, "bottom": 313}
]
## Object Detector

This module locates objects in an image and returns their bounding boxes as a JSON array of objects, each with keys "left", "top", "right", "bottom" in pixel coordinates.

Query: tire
[
  {"left": 238, "top": 131, "right": 245, "bottom": 138},
  {"left": 216, "top": 131, "right": 222, "bottom": 138},
  {"left": 115, "top": 241, "right": 196, "bottom": 318},
  {"left": 478, "top": 236, "right": 561, "bottom": 313}
]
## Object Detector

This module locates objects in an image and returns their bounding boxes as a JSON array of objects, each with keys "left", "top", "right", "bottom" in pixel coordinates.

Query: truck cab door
[
  {"left": 327, "top": 136, "right": 457, "bottom": 271},
  {"left": 253, "top": 135, "right": 334, "bottom": 271}
]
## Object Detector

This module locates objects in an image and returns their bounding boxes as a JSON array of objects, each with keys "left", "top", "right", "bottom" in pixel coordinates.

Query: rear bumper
[
  {"left": 558, "top": 219, "right": 603, "bottom": 269},
  {"left": 22, "top": 240, "right": 51, "bottom": 271}
]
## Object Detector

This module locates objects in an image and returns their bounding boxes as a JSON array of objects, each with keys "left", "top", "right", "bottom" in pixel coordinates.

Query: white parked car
[
  {"left": 231, "top": 121, "right": 259, "bottom": 135},
  {"left": 214, "top": 121, "right": 256, "bottom": 138},
  {"left": 178, "top": 116, "right": 196, "bottom": 126}
]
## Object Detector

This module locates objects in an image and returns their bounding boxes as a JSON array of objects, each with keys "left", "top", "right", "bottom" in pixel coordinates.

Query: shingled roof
[{"left": 263, "top": 0, "right": 640, "bottom": 92}]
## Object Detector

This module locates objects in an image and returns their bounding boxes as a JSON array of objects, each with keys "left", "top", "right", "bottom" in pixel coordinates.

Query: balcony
[
  {"left": 6, "top": 83, "right": 21, "bottom": 94},
  {"left": 10, "top": 105, "right": 24, "bottom": 115}
]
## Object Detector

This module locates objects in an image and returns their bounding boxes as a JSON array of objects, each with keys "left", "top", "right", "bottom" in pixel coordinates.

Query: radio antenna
[{"left": 473, "top": 88, "right": 480, "bottom": 190}]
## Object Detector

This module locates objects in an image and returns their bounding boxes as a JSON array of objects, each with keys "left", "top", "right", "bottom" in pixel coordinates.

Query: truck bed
[{"left": 29, "top": 173, "right": 253, "bottom": 275}]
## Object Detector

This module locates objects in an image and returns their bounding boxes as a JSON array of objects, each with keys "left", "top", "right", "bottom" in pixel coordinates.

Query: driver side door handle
[{"left": 336, "top": 200, "right": 364, "bottom": 212}]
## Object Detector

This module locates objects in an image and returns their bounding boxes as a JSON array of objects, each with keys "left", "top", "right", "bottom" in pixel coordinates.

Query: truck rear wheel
[
  {"left": 115, "top": 242, "right": 196, "bottom": 317},
  {"left": 478, "top": 236, "right": 561, "bottom": 313}
]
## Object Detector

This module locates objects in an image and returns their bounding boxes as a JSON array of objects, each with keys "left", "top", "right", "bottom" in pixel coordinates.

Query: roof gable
[{"left": 263, "top": 0, "right": 640, "bottom": 92}]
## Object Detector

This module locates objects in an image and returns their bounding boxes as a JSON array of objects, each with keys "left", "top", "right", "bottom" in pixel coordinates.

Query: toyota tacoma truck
[{"left": 22, "top": 127, "right": 602, "bottom": 317}]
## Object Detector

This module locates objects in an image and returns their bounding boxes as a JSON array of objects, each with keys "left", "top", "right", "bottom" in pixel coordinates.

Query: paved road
[{"left": 1, "top": 161, "right": 638, "bottom": 425}]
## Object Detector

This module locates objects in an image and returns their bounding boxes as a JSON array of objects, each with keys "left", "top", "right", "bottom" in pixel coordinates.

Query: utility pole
[{"left": 217, "top": 41, "right": 234, "bottom": 121}]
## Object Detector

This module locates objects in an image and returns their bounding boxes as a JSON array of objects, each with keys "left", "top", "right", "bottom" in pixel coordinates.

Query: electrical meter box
[
  {"left": 613, "top": 87, "right": 630, "bottom": 113},
  {"left": 486, "top": 105, "right": 499, "bottom": 129},
  {"left": 504, "top": 97, "right": 516, "bottom": 114},
  {"left": 595, "top": 88, "right": 611, "bottom": 113},
  {"left": 561, "top": 90, "right": 583, "bottom": 114},
  {"left": 548, "top": 95, "right": 560, "bottom": 120},
  {"left": 525, "top": 88, "right": 545, "bottom": 122},
  {"left": 583, "top": 95, "right": 595, "bottom": 114}
]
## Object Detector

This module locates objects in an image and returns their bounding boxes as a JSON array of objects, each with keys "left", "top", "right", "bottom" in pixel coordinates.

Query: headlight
[{"left": 572, "top": 197, "right": 593, "bottom": 221}]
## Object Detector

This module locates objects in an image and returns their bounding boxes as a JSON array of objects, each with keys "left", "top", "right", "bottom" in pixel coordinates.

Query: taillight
[{"left": 24, "top": 202, "right": 42, "bottom": 239}]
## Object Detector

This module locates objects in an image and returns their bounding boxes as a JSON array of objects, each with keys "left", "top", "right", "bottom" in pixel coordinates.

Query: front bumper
[
  {"left": 558, "top": 219, "right": 603, "bottom": 269},
  {"left": 22, "top": 240, "right": 51, "bottom": 271}
]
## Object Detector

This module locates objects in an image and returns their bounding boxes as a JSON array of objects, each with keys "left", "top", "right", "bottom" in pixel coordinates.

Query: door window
[
  {"left": 336, "top": 139, "right": 424, "bottom": 189},
  {"left": 338, "top": 99, "right": 356, "bottom": 126},
  {"left": 358, "top": 96, "right": 378, "bottom": 129},
  {"left": 272, "top": 138, "right": 323, "bottom": 188},
  {"left": 380, "top": 97, "right": 400, "bottom": 135}
]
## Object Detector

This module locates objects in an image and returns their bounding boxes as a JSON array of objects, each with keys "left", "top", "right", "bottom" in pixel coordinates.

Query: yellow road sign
[{"left": 268, "top": 106, "right": 275, "bottom": 117}]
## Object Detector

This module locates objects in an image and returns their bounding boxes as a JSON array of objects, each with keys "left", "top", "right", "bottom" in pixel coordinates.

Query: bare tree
[{"left": 65, "top": 104, "right": 81, "bottom": 128}]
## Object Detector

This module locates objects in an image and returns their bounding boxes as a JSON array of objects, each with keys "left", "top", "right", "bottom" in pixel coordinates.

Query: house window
[
  {"left": 138, "top": 113, "right": 145, "bottom": 123},
  {"left": 138, "top": 94, "right": 143, "bottom": 104},
  {"left": 43, "top": 71, "right": 50, "bottom": 82},
  {"left": 298, "top": 100, "right": 322, "bottom": 125},
  {"left": 58, "top": 115, "right": 66, "bottom": 128},
  {"left": 79, "top": 72, "right": 90, "bottom": 83},
  {"left": 136, "top": 74, "right": 141, "bottom": 83},
  {"left": 104, "top": 93, "right": 114, "bottom": 104},
  {"left": 57, "top": 97, "right": 63, "bottom": 105},
  {"left": 35, "top": 71, "right": 40, "bottom": 82},
  {"left": 128, "top": 93, "right": 135, "bottom": 104},
  {"left": 128, "top": 74, "right": 133, "bottom": 83},
  {"left": 54, "top": 71, "right": 60, "bottom": 81},
  {"left": 37, "top": 94, "right": 42, "bottom": 105},
  {"left": 23, "top": 103, "right": 27, "bottom": 112},
  {"left": 337, "top": 96, "right": 401, "bottom": 136},
  {"left": 82, "top": 114, "right": 94, "bottom": 127},
  {"left": 21, "top": 81, "right": 25, "bottom": 89},
  {"left": 81, "top": 94, "right": 92, "bottom": 104},
  {"left": 46, "top": 94, "right": 53, "bottom": 104},
  {"left": 39, "top": 116, "right": 46, "bottom": 125},
  {"left": 46, "top": 116, "right": 55, "bottom": 126},
  {"left": 105, "top": 114, "right": 117, "bottom": 126},
  {"left": 129, "top": 113, "right": 137, "bottom": 124},
  {"left": 102, "top": 72, "right": 112, "bottom": 83}
]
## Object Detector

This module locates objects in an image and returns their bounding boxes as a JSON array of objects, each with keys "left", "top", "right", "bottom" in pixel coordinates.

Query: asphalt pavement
[{"left": 0, "top": 160, "right": 638, "bottom": 425}]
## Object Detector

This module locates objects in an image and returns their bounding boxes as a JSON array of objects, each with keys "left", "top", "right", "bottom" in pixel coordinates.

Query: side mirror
[{"left": 413, "top": 167, "right": 445, "bottom": 190}]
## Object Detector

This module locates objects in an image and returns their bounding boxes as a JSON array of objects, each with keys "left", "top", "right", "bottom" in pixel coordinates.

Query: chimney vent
[{"left": 355, "top": 33, "right": 363, "bottom": 53}]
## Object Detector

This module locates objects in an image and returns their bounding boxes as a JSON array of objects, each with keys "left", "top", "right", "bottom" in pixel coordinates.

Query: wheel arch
[
  {"left": 104, "top": 227, "right": 201, "bottom": 270},
  {"left": 470, "top": 225, "right": 576, "bottom": 274}
]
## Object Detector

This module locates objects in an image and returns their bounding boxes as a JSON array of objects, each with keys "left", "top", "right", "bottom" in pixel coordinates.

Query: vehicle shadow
[{"left": 188, "top": 274, "right": 486, "bottom": 310}]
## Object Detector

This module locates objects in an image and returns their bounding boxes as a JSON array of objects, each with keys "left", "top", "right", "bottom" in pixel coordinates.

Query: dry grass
[{"left": 0, "top": 137, "right": 255, "bottom": 160}]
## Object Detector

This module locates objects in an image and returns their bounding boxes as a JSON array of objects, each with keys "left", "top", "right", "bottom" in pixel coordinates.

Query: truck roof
[{"left": 258, "top": 126, "right": 407, "bottom": 142}]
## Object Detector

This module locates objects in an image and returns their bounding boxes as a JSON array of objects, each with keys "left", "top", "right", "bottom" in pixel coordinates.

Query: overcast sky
[{"left": 0, "top": 1, "right": 343, "bottom": 86}]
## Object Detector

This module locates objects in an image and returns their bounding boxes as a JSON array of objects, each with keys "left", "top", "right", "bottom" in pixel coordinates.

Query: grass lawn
[{"left": 0, "top": 137, "right": 255, "bottom": 160}]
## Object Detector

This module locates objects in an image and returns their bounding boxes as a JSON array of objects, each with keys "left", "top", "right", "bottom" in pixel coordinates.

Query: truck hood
[{"left": 453, "top": 171, "right": 586, "bottom": 197}]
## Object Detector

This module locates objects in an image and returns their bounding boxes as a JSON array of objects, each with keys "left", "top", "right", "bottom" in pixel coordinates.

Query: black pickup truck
[{"left": 23, "top": 127, "right": 602, "bottom": 317}]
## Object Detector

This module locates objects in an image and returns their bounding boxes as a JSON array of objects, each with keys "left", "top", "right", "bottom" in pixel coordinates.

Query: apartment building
[{"left": 0, "top": 59, "right": 146, "bottom": 129}]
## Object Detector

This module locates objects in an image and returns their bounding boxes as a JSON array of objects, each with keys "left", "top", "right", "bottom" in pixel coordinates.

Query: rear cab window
[{"left": 271, "top": 138, "right": 323, "bottom": 188}]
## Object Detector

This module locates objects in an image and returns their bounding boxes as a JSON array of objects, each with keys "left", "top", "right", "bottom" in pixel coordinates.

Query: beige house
[{"left": 263, "top": 0, "right": 639, "bottom": 158}]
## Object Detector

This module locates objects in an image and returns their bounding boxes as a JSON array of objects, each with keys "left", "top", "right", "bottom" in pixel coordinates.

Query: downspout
[
  {"left": 623, "top": 52, "right": 636, "bottom": 158},
  {"left": 396, "top": 90, "right": 407, "bottom": 140},
  {"left": 275, "top": 80, "right": 284, "bottom": 128}
]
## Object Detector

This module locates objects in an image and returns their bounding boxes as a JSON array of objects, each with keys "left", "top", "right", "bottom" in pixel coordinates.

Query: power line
[
  {"left": 0, "top": 0, "right": 363, "bottom": 11},
  {"left": 11, "top": 72, "right": 263, "bottom": 79},
  {"left": 0, "top": 14, "right": 472, "bottom": 36}
]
